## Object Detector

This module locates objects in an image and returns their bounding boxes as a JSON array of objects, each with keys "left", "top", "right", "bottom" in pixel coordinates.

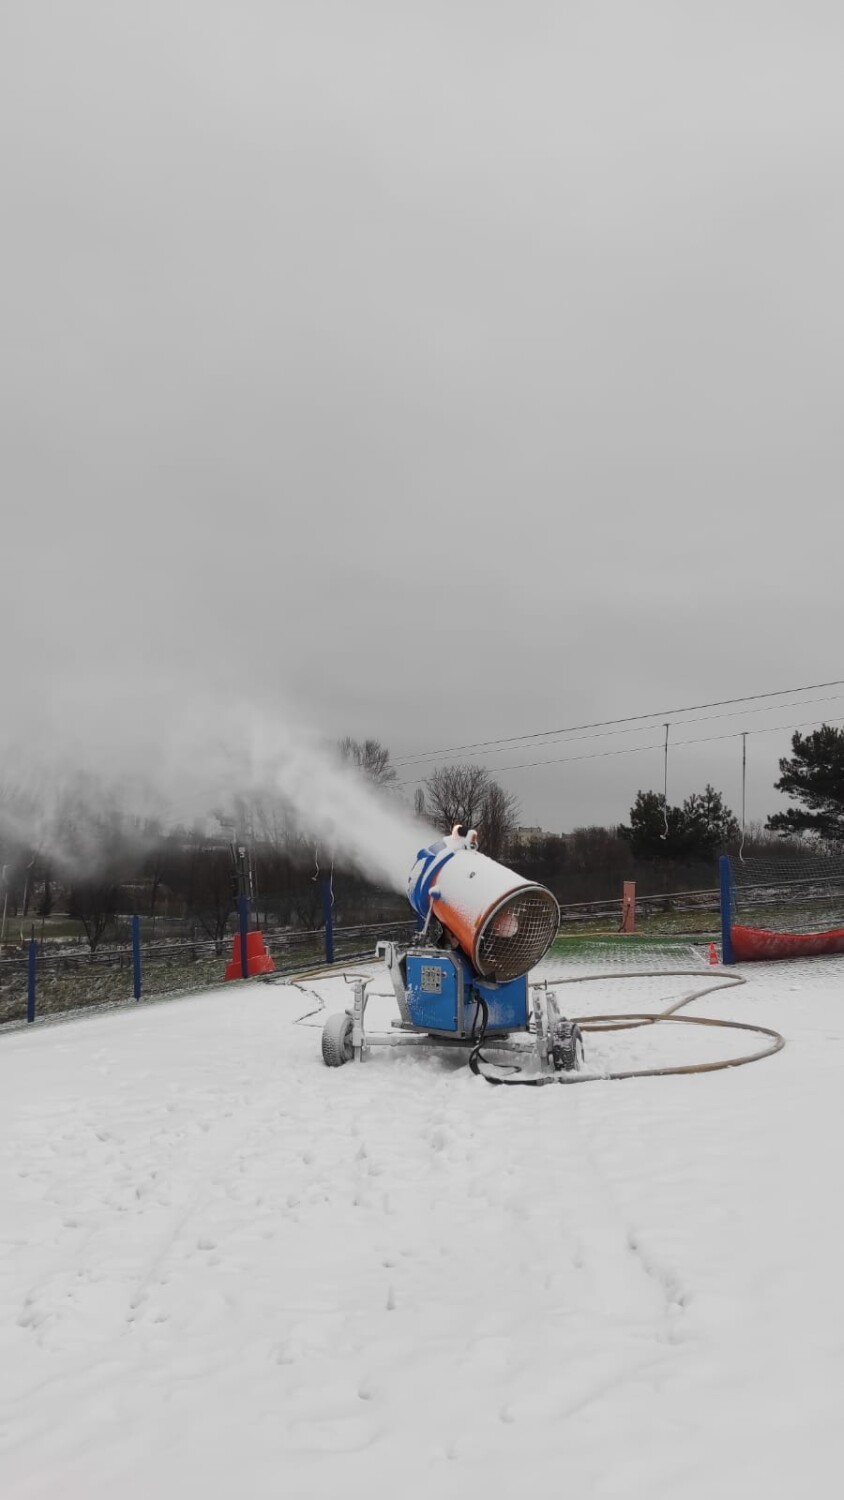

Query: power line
[
  {"left": 393, "top": 676, "right": 844, "bottom": 769},
  {"left": 397, "top": 712, "right": 844, "bottom": 788},
  {"left": 399, "top": 691, "right": 844, "bottom": 769}
]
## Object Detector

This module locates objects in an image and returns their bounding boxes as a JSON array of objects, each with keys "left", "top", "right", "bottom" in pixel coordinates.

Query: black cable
[
  {"left": 468, "top": 995, "right": 488, "bottom": 1073},
  {"left": 397, "top": 710, "right": 844, "bottom": 788},
  {"left": 397, "top": 691, "right": 844, "bottom": 776},
  {"left": 393, "top": 675, "right": 844, "bottom": 770},
  {"left": 468, "top": 996, "right": 525, "bottom": 1080},
  {"left": 471, "top": 1048, "right": 541, "bottom": 1086}
]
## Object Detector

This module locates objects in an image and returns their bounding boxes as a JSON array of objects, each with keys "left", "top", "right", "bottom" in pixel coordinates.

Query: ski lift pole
[
  {"left": 719, "top": 855, "right": 735, "bottom": 965},
  {"left": 131, "top": 914, "right": 142, "bottom": 1001},
  {"left": 322, "top": 879, "right": 335, "bottom": 964},
  {"left": 27, "top": 939, "right": 37, "bottom": 1023},
  {"left": 229, "top": 842, "right": 253, "bottom": 979},
  {"left": 238, "top": 895, "right": 250, "bottom": 979}
]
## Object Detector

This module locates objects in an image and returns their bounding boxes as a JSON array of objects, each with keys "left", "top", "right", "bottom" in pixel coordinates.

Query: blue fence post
[
  {"left": 719, "top": 854, "right": 735, "bottom": 964},
  {"left": 132, "top": 915, "right": 142, "bottom": 1001},
  {"left": 238, "top": 895, "right": 250, "bottom": 979},
  {"left": 27, "top": 940, "right": 37, "bottom": 1023},
  {"left": 322, "top": 879, "right": 335, "bottom": 964}
]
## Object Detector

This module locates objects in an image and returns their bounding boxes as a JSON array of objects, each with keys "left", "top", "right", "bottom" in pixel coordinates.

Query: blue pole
[
  {"left": 719, "top": 854, "right": 735, "bottom": 965},
  {"left": 131, "top": 914, "right": 142, "bottom": 1001},
  {"left": 238, "top": 894, "right": 250, "bottom": 979},
  {"left": 27, "top": 940, "right": 37, "bottom": 1023},
  {"left": 322, "top": 879, "right": 335, "bottom": 964}
]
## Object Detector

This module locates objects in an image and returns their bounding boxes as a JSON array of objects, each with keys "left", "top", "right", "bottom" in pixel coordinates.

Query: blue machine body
[
  {"left": 407, "top": 841, "right": 455, "bottom": 921},
  {"left": 404, "top": 948, "right": 529, "bottom": 1038}
]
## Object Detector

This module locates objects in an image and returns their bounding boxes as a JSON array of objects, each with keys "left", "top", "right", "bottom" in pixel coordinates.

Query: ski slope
[{"left": 2, "top": 956, "right": 844, "bottom": 1498}]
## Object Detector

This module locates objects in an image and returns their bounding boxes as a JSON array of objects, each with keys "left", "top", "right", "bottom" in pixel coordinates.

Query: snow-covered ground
[{"left": 2, "top": 953, "right": 844, "bottom": 1498}]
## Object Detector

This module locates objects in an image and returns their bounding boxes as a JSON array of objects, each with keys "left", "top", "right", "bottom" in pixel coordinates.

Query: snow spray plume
[
  {"left": 0, "top": 774, "right": 162, "bottom": 879},
  {"left": 0, "top": 688, "right": 435, "bottom": 892}
]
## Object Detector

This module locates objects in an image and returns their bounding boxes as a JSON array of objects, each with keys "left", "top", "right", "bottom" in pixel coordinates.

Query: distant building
[{"left": 514, "top": 826, "right": 544, "bottom": 843}]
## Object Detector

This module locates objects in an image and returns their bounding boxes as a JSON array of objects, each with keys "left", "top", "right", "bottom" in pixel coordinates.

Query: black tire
[
  {"left": 553, "top": 1020, "right": 583, "bottom": 1073},
  {"left": 322, "top": 1011, "right": 354, "bottom": 1067}
]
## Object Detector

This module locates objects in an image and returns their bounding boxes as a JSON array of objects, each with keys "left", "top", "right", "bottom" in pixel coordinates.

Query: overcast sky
[{"left": 2, "top": 1, "right": 843, "bottom": 835}]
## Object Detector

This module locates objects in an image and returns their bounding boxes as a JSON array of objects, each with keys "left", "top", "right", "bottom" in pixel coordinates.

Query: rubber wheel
[
  {"left": 322, "top": 1011, "right": 354, "bottom": 1067},
  {"left": 553, "top": 1021, "right": 583, "bottom": 1073}
]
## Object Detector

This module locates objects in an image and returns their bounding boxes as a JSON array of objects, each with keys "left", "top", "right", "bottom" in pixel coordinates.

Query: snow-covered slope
[{"left": 2, "top": 957, "right": 844, "bottom": 1498}]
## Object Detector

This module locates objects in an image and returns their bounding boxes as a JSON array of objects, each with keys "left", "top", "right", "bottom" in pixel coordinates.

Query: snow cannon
[
  {"left": 321, "top": 827, "right": 581, "bottom": 1080},
  {"left": 406, "top": 828, "right": 559, "bottom": 982}
]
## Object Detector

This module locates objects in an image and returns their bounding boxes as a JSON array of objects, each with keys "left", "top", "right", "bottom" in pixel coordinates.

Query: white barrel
[{"left": 429, "top": 848, "right": 559, "bottom": 982}]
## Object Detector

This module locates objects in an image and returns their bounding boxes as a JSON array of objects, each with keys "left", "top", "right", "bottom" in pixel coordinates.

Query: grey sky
[{"left": 2, "top": 2, "right": 843, "bottom": 836}]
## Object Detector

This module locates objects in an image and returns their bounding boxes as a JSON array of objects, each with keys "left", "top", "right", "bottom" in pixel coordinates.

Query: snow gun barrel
[{"left": 407, "top": 827, "right": 560, "bottom": 983}]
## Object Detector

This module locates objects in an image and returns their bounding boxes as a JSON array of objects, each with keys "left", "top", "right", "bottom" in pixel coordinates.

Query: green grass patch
[
  {"left": 551, "top": 932, "right": 704, "bottom": 961},
  {"left": 558, "top": 910, "right": 719, "bottom": 937},
  {"left": 555, "top": 932, "right": 695, "bottom": 946}
]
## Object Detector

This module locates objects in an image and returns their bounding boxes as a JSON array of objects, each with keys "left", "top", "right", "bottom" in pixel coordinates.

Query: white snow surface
[{"left": 2, "top": 955, "right": 844, "bottom": 1498}]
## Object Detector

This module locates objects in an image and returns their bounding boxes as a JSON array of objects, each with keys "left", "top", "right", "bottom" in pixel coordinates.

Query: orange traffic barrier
[{"left": 224, "top": 930, "right": 275, "bottom": 981}]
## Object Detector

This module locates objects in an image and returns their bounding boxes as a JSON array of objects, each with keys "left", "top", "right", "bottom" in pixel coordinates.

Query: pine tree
[
  {"left": 767, "top": 725, "right": 844, "bottom": 844},
  {"left": 621, "top": 785, "right": 739, "bottom": 859}
]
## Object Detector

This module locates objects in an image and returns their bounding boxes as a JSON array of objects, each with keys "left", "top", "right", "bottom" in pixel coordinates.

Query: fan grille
[{"left": 475, "top": 888, "right": 559, "bottom": 981}]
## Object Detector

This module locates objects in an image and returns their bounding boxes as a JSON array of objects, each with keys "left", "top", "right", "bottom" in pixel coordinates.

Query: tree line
[
  {"left": 1, "top": 724, "right": 841, "bottom": 952},
  {"left": 511, "top": 726, "right": 844, "bottom": 900}
]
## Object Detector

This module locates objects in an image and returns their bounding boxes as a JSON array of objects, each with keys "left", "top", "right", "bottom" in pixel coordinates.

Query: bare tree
[
  {"left": 38, "top": 865, "right": 54, "bottom": 919},
  {"left": 55, "top": 792, "right": 137, "bottom": 952},
  {"left": 338, "top": 737, "right": 397, "bottom": 787},
  {"left": 508, "top": 831, "right": 568, "bottom": 890},
  {"left": 0, "top": 784, "right": 42, "bottom": 923},
  {"left": 422, "top": 764, "right": 518, "bottom": 857},
  {"left": 68, "top": 876, "right": 122, "bottom": 952},
  {"left": 478, "top": 780, "right": 520, "bottom": 861},
  {"left": 423, "top": 764, "right": 491, "bottom": 833},
  {"left": 290, "top": 872, "right": 324, "bottom": 930},
  {"left": 162, "top": 841, "right": 234, "bottom": 954}
]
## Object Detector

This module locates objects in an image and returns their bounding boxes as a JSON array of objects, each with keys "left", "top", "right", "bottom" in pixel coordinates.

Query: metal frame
[
  {"left": 336, "top": 973, "right": 563, "bottom": 1077},
  {"left": 375, "top": 940, "right": 411, "bottom": 1024}
]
